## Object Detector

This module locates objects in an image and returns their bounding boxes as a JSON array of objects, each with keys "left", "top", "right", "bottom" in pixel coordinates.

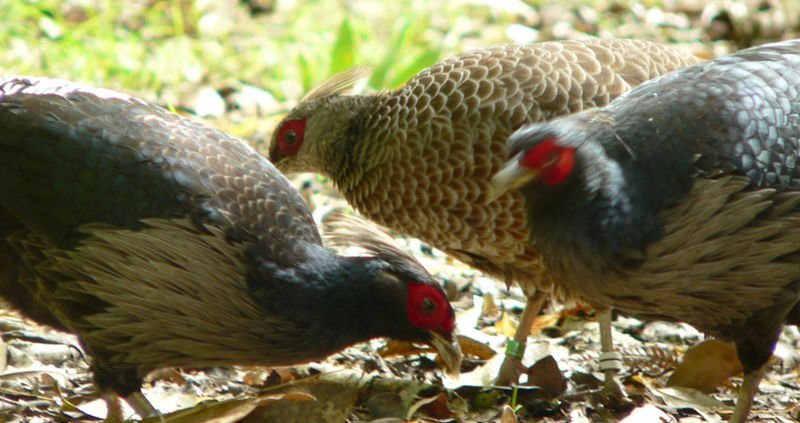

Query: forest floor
[{"left": 1, "top": 0, "right": 800, "bottom": 421}]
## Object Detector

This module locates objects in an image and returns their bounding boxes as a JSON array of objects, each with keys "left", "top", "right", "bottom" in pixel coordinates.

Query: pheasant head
[{"left": 270, "top": 67, "right": 373, "bottom": 175}]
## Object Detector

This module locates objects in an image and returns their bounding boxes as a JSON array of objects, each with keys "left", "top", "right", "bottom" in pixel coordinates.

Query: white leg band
[{"left": 599, "top": 351, "right": 623, "bottom": 372}]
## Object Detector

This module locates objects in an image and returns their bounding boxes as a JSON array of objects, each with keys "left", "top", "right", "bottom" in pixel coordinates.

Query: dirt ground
[{"left": 2, "top": 0, "right": 800, "bottom": 421}]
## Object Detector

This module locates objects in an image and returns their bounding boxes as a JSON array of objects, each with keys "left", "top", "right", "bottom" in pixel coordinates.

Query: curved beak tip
[
  {"left": 429, "top": 331, "right": 463, "bottom": 375},
  {"left": 489, "top": 158, "right": 534, "bottom": 202}
]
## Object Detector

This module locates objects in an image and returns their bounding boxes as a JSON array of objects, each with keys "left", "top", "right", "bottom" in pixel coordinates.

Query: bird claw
[
  {"left": 599, "top": 374, "right": 634, "bottom": 412},
  {"left": 494, "top": 353, "right": 524, "bottom": 386},
  {"left": 602, "top": 374, "right": 625, "bottom": 398}
]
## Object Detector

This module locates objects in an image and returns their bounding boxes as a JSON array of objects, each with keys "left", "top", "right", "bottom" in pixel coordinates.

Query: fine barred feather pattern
[
  {"left": 322, "top": 210, "right": 425, "bottom": 272},
  {"left": 300, "top": 66, "right": 371, "bottom": 103},
  {"left": 271, "top": 39, "right": 702, "bottom": 299},
  {"left": 44, "top": 219, "right": 312, "bottom": 370}
]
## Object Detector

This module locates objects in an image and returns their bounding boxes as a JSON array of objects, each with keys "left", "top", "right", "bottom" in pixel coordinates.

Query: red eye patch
[
  {"left": 520, "top": 137, "right": 576, "bottom": 186},
  {"left": 275, "top": 119, "right": 306, "bottom": 158},
  {"left": 406, "top": 282, "right": 455, "bottom": 334}
]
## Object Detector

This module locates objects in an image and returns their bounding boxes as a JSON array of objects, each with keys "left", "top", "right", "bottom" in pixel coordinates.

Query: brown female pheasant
[
  {"left": 269, "top": 38, "right": 701, "bottom": 384},
  {"left": 0, "top": 76, "right": 460, "bottom": 420}
]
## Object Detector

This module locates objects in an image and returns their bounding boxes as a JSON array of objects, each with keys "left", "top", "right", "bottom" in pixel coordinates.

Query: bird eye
[
  {"left": 273, "top": 119, "right": 306, "bottom": 158},
  {"left": 284, "top": 130, "right": 297, "bottom": 146},
  {"left": 419, "top": 297, "right": 437, "bottom": 315}
]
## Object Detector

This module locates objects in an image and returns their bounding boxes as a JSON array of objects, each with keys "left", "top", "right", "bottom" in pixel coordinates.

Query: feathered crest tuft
[
  {"left": 322, "top": 210, "right": 426, "bottom": 271},
  {"left": 300, "top": 66, "right": 371, "bottom": 103}
]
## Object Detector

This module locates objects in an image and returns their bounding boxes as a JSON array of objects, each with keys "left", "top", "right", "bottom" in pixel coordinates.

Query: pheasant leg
[
  {"left": 597, "top": 308, "right": 626, "bottom": 399},
  {"left": 102, "top": 391, "right": 124, "bottom": 423},
  {"left": 730, "top": 364, "right": 767, "bottom": 423},
  {"left": 126, "top": 390, "right": 160, "bottom": 420},
  {"left": 494, "top": 290, "right": 547, "bottom": 385},
  {"left": 102, "top": 389, "right": 158, "bottom": 422}
]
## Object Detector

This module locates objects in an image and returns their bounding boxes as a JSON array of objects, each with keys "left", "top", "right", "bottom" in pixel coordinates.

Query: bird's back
[
  {"left": 322, "top": 39, "right": 702, "bottom": 290},
  {"left": 586, "top": 39, "right": 800, "bottom": 220},
  {"left": 0, "top": 76, "right": 320, "bottom": 253},
  {"left": 0, "top": 76, "right": 322, "bottom": 335}
]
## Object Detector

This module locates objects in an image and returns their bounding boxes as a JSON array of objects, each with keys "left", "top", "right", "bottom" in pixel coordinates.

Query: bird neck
[
  {"left": 317, "top": 94, "right": 398, "bottom": 195},
  {"left": 520, "top": 161, "right": 636, "bottom": 277},
  {"left": 250, "top": 245, "right": 413, "bottom": 350},
  {"left": 522, "top": 122, "right": 682, "bottom": 276}
]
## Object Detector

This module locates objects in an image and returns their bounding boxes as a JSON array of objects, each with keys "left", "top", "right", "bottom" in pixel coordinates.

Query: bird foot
[
  {"left": 595, "top": 355, "right": 634, "bottom": 412},
  {"left": 494, "top": 291, "right": 547, "bottom": 386},
  {"left": 599, "top": 373, "right": 634, "bottom": 412},
  {"left": 494, "top": 340, "right": 525, "bottom": 385},
  {"left": 126, "top": 391, "right": 160, "bottom": 420}
]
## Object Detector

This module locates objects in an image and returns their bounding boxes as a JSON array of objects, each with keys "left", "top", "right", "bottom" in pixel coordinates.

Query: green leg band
[{"left": 505, "top": 339, "right": 525, "bottom": 359}]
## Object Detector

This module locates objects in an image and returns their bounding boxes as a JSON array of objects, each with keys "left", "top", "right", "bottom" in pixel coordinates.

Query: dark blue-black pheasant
[
  {"left": 0, "top": 76, "right": 460, "bottom": 420},
  {"left": 491, "top": 39, "right": 800, "bottom": 422}
]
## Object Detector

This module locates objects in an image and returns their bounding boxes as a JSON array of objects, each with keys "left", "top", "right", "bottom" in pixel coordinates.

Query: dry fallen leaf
[
  {"left": 380, "top": 340, "right": 428, "bottom": 358},
  {"left": 525, "top": 356, "right": 566, "bottom": 398},
  {"left": 242, "top": 369, "right": 267, "bottom": 386},
  {"left": 381, "top": 335, "right": 494, "bottom": 363},
  {"left": 667, "top": 339, "right": 742, "bottom": 393},
  {"left": 529, "top": 313, "right": 559, "bottom": 336},
  {"left": 482, "top": 293, "right": 499, "bottom": 316},
  {"left": 650, "top": 385, "right": 724, "bottom": 422},
  {"left": 264, "top": 368, "right": 296, "bottom": 386},
  {"left": 141, "top": 392, "right": 315, "bottom": 423},
  {"left": 495, "top": 313, "right": 518, "bottom": 338},
  {"left": 0, "top": 337, "right": 6, "bottom": 372},
  {"left": 413, "top": 392, "right": 455, "bottom": 420},
  {"left": 457, "top": 335, "right": 497, "bottom": 360},
  {"left": 619, "top": 404, "right": 673, "bottom": 423},
  {"left": 444, "top": 353, "right": 505, "bottom": 388},
  {"left": 500, "top": 404, "right": 518, "bottom": 423}
]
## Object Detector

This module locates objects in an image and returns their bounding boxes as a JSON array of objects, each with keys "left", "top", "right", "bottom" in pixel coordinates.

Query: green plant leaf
[
  {"left": 388, "top": 48, "right": 440, "bottom": 88},
  {"left": 370, "top": 18, "right": 410, "bottom": 88},
  {"left": 330, "top": 17, "right": 356, "bottom": 75}
]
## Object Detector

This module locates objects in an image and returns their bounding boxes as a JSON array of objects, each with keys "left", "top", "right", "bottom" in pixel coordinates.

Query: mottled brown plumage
[
  {"left": 269, "top": 39, "right": 702, "bottom": 383},
  {"left": 0, "top": 76, "right": 460, "bottom": 419}
]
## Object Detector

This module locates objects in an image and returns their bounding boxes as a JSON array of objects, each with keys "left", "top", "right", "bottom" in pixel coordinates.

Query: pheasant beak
[
  {"left": 428, "top": 331, "right": 463, "bottom": 375},
  {"left": 489, "top": 155, "right": 540, "bottom": 201}
]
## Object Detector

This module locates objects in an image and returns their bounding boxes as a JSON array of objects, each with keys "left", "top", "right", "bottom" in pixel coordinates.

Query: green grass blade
[{"left": 330, "top": 17, "right": 356, "bottom": 75}]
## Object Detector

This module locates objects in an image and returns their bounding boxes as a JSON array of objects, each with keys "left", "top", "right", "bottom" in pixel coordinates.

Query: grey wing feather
[
  {"left": 0, "top": 76, "right": 321, "bottom": 255},
  {"left": 598, "top": 40, "right": 800, "bottom": 192}
]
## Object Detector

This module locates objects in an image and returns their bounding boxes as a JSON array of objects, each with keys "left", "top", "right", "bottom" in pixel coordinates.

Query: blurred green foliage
[
  {"left": 0, "top": 0, "right": 527, "bottom": 104},
  {"left": 1, "top": 0, "right": 709, "bottom": 146}
]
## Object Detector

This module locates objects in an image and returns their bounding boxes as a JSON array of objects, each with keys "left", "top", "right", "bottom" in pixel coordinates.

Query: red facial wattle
[
  {"left": 275, "top": 119, "right": 306, "bottom": 159},
  {"left": 406, "top": 282, "right": 455, "bottom": 334},
  {"left": 519, "top": 138, "right": 576, "bottom": 186}
]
